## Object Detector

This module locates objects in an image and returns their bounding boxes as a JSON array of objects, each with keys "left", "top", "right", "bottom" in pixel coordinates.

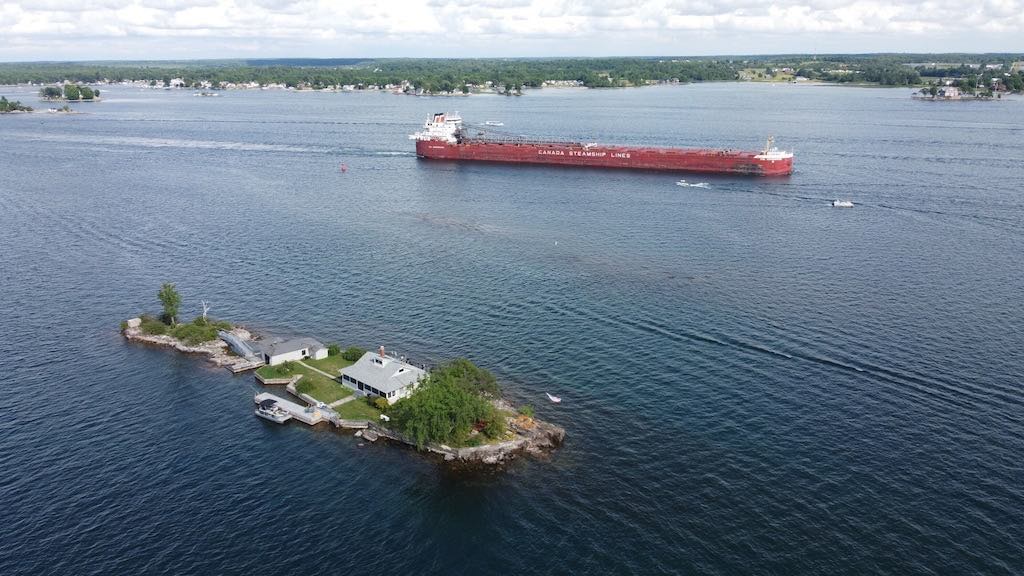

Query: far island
[
  {"left": 0, "top": 96, "right": 33, "bottom": 113},
  {"left": 122, "top": 283, "right": 564, "bottom": 465},
  {"left": 39, "top": 84, "right": 100, "bottom": 101}
]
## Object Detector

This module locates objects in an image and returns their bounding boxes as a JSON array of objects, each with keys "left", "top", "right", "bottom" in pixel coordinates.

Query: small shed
[{"left": 259, "top": 337, "right": 328, "bottom": 366}]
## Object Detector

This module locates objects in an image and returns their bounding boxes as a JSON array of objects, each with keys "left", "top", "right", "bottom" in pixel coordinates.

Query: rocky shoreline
[
  {"left": 122, "top": 321, "right": 262, "bottom": 372},
  {"left": 363, "top": 399, "right": 565, "bottom": 466}
]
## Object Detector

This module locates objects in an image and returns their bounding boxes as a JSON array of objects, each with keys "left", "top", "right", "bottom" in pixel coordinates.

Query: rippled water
[{"left": 1, "top": 84, "right": 1022, "bottom": 575}]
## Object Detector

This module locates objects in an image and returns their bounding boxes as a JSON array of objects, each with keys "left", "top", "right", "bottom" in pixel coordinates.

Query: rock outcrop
[{"left": 123, "top": 321, "right": 261, "bottom": 372}]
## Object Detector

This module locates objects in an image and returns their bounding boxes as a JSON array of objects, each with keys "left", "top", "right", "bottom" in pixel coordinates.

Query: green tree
[
  {"left": 342, "top": 346, "right": 366, "bottom": 361},
  {"left": 79, "top": 86, "right": 95, "bottom": 99},
  {"left": 63, "top": 84, "right": 81, "bottom": 100},
  {"left": 39, "top": 86, "right": 62, "bottom": 99},
  {"left": 158, "top": 282, "right": 181, "bottom": 325}
]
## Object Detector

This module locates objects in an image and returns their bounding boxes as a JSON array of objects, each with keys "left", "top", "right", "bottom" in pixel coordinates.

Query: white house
[
  {"left": 259, "top": 337, "right": 328, "bottom": 366},
  {"left": 339, "top": 347, "right": 426, "bottom": 404}
]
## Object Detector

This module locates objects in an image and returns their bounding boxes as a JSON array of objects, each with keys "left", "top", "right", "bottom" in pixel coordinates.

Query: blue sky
[{"left": 1, "top": 0, "right": 1021, "bottom": 61}]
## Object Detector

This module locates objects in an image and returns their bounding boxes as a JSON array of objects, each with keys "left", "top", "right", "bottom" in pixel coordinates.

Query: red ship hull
[{"left": 415, "top": 140, "right": 793, "bottom": 176}]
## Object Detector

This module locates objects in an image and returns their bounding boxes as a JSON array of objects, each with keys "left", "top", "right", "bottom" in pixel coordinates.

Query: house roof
[
  {"left": 260, "top": 337, "right": 325, "bottom": 358},
  {"left": 340, "top": 352, "right": 426, "bottom": 394}
]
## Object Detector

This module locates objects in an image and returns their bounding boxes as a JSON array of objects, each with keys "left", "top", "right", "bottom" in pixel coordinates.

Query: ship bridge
[{"left": 410, "top": 112, "right": 463, "bottom": 144}]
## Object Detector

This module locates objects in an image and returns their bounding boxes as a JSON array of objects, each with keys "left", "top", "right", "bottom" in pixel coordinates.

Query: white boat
[
  {"left": 255, "top": 399, "right": 291, "bottom": 423},
  {"left": 484, "top": 120, "right": 504, "bottom": 126},
  {"left": 546, "top": 392, "right": 561, "bottom": 403},
  {"left": 832, "top": 200, "right": 855, "bottom": 208},
  {"left": 675, "top": 180, "right": 710, "bottom": 189}
]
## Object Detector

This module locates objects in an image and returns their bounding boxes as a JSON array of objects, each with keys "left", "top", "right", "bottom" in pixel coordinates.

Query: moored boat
[{"left": 255, "top": 398, "right": 292, "bottom": 424}]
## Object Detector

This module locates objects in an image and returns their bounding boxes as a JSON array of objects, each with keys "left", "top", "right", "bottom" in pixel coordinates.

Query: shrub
[
  {"left": 342, "top": 346, "right": 366, "bottom": 361},
  {"left": 139, "top": 315, "right": 168, "bottom": 335},
  {"left": 327, "top": 343, "right": 341, "bottom": 356},
  {"left": 169, "top": 317, "right": 222, "bottom": 345},
  {"left": 430, "top": 358, "right": 500, "bottom": 396},
  {"left": 282, "top": 360, "right": 296, "bottom": 371},
  {"left": 374, "top": 397, "right": 390, "bottom": 412},
  {"left": 481, "top": 406, "right": 506, "bottom": 439},
  {"left": 517, "top": 405, "right": 535, "bottom": 418},
  {"left": 120, "top": 320, "right": 128, "bottom": 332}
]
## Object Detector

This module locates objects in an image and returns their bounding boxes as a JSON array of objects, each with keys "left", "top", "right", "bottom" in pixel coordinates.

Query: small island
[
  {"left": 0, "top": 96, "right": 33, "bottom": 113},
  {"left": 123, "top": 283, "right": 564, "bottom": 465},
  {"left": 39, "top": 84, "right": 100, "bottom": 102}
]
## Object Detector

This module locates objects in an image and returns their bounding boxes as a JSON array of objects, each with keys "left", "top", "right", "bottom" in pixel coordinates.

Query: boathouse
[
  {"left": 339, "top": 347, "right": 426, "bottom": 404},
  {"left": 259, "top": 337, "right": 328, "bottom": 366}
]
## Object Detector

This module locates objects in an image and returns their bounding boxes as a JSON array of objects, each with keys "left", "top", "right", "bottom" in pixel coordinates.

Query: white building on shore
[
  {"left": 340, "top": 347, "right": 426, "bottom": 404},
  {"left": 258, "top": 337, "right": 328, "bottom": 366}
]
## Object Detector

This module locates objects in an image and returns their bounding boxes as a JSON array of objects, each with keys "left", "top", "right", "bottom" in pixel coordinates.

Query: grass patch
[
  {"left": 335, "top": 398, "right": 381, "bottom": 420},
  {"left": 258, "top": 361, "right": 353, "bottom": 404},
  {"left": 171, "top": 318, "right": 232, "bottom": 346},
  {"left": 304, "top": 355, "right": 354, "bottom": 375},
  {"left": 256, "top": 363, "right": 294, "bottom": 379},
  {"left": 137, "top": 314, "right": 231, "bottom": 345},
  {"left": 139, "top": 314, "right": 169, "bottom": 336}
]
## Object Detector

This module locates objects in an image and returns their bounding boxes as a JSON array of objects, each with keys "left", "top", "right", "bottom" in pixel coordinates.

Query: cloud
[{"left": 0, "top": 0, "right": 1021, "bottom": 60}]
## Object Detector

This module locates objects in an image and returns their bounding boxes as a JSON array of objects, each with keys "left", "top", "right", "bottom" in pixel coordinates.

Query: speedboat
[
  {"left": 676, "top": 180, "right": 710, "bottom": 189},
  {"left": 484, "top": 120, "right": 504, "bottom": 126},
  {"left": 832, "top": 200, "right": 854, "bottom": 208},
  {"left": 546, "top": 392, "right": 561, "bottom": 403}
]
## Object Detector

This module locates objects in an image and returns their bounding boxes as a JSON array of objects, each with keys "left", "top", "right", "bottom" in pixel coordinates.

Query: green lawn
[
  {"left": 335, "top": 398, "right": 381, "bottom": 420},
  {"left": 257, "top": 362, "right": 353, "bottom": 404},
  {"left": 256, "top": 363, "right": 294, "bottom": 380},
  {"left": 304, "top": 355, "right": 354, "bottom": 375}
]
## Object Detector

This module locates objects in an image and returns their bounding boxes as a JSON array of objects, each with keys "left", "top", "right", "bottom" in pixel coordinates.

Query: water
[{"left": 1, "top": 84, "right": 1022, "bottom": 575}]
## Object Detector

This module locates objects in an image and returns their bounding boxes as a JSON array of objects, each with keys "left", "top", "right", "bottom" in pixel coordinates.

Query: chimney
[{"left": 379, "top": 345, "right": 385, "bottom": 358}]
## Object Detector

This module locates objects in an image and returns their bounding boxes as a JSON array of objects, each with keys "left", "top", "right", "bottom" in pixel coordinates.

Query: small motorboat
[
  {"left": 546, "top": 392, "right": 561, "bottom": 403},
  {"left": 484, "top": 120, "right": 504, "bottom": 126},
  {"left": 676, "top": 180, "right": 710, "bottom": 189},
  {"left": 832, "top": 200, "right": 854, "bottom": 208}
]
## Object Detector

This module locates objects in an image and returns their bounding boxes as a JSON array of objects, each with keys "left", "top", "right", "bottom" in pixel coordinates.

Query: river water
[{"left": 1, "top": 83, "right": 1022, "bottom": 575}]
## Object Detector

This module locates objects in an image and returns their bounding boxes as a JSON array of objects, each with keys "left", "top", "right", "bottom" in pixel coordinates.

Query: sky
[{"left": 1, "top": 0, "right": 1022, "bottom": 62}]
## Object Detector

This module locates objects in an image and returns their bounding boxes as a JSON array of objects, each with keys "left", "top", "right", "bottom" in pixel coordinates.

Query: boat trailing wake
[{"left": 675, "top": 180, "right": 711, "bottom": 189}]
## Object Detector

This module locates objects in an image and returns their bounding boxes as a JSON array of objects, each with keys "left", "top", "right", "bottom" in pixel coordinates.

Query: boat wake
[{"left": 675, "top": 180, "right": 711, "bottom": 189}]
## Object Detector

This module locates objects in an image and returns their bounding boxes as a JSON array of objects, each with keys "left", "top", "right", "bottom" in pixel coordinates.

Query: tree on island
[
  {"left": 39, "top": 86, "right": 62, "bottom": 99},
  {"left": 390, "top": 359, "right": 506, "bottom": 448},
  {"left": 63, "top": 84, "right": 80, "bottom": 100},
  {"left": 158, "top": 282, "right": 182, "bottom": 325},
  {"left": 0, "top": 96, "right": 33, "bottom": 112}
]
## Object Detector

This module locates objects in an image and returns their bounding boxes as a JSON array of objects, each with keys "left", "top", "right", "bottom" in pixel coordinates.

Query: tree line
[{"left": 1, "top": 55, "right": 1021, "bottom": 91}]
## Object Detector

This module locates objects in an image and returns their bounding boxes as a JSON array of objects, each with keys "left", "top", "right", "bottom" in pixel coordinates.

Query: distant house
[
  {"left": 340, "top": 347, "right": 426, "bottom": 404},
  {"left": 939, "top": 86, "right": 961, "bottom": 100},
  {"left": 259, "top": 337, "right": 328, "bottom": 366}
]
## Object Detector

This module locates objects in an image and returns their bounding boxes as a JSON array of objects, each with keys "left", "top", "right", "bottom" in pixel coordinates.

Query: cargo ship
[{"left": 410, "top": 113, "right": 793, "bottom": 176}]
